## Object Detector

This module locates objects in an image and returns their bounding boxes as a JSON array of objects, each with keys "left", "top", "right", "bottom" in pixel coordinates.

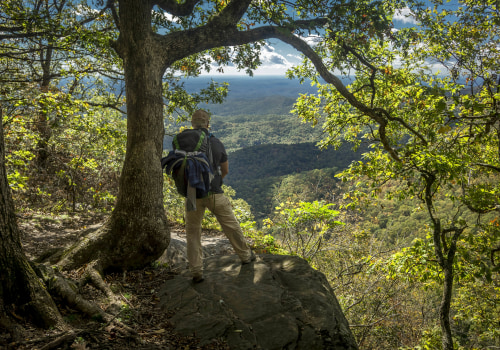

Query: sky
[
  {"left": 201, "top": 1, "right": 462, "bottom": 77},
  {"left": 201, "top": 7, "right": 420, "bottom": 77}
]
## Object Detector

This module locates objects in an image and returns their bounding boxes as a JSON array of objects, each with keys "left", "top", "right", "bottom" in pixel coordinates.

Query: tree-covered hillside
[
  {"left": 227, "top": 142, "right": 363, "bottom": 182},
  {"left": 207, "top": 111, "right": 367, "bottom": 218},
  {"left": 211, "top": 112, "right": 325, "bottom": 152},
  {"left": 164, "top": 96, "right": 320, "bottom": 151},
  {"left": 208, "top": 95, "right": 296, "bottom": 119}
]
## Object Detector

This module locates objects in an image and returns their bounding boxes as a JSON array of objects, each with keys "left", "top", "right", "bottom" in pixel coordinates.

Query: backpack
[{"left": 161, "top": 129, "right": 214, "bottom": 202}]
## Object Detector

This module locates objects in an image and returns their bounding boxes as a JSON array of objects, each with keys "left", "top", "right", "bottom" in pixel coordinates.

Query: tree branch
[
  {"left": 155, "top": 0, "right": 201, "bottom": 16},
  {"left": 212, "top": 0, "right": 254, "bottom": 26},
  {"left": 0, "top": 31, "right": 50, "bottom": 40},
  {"left": 472, "top": 163, "right": 500, "bottom": 172},
  {"left": 271, "top": 30, "right": 401, "bottom": 161}
]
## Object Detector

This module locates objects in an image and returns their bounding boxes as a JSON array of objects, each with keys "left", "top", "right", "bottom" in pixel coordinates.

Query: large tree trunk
[
  {"left": 0, "top": 107, "right": 63, "bottom": 328},
  {"left": 108, "top": 0, "right": 170, "bottom": 268},
  {"left": 57, "top": 0, "right": 169, "bottom": 272}
]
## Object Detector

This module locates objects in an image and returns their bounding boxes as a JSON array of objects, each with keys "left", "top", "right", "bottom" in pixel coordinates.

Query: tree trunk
[
  {"left": 34, "top": 47, "right": 53, "bottom": 169},
  {"left": 109, "top": 0, "right": 170, "bottom": 269},
  {"left": 440, "top": 260, "right": 454, "bottom": 350},
  {"left": 57, "top": 0, "right": 170, "bottom": 272},
  {"left": 0, "top": 107, "right": 63, "bottom": 328},
  {"left": 438, "top": 230, "right": 461, "bottom": 350}
]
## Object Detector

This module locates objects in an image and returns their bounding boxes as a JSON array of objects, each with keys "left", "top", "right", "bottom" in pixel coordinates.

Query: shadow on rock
[{"left": 158, "top": 254, "right": 358, "bottom": 350}]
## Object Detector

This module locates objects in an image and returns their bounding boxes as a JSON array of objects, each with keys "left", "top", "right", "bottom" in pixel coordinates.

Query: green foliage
[
  {"left": 266, "top": 197, "right": 437, "bottom": 348},
  {"left": 162, "top": 174, "right": 186, "bottom": 224},
  {"left": 2, "top": 101, "right": 127, "bottom": 212},
  {"left": 449, "top": 221, "right": 500, "bottom": 348},
  {"left": 240, "top": 220, "right": 289, "bottom": 256},
  {"left": 385, "top": 235, "right": 441, "bottom": 286},
  {"left": 264, "top": 200, "right": 343, "bottom": 260},
  {"left": 212, "top": 112, "right": 325, "bottom": 153},
  {"left": 1, "top": 0, "right": 127, "bottom": 213},
  {"left": 290, "top": 1, "right": 500, "bottom": 348},
  {"left": 223, "top": 139, "right": 365, "bottom": 219}
]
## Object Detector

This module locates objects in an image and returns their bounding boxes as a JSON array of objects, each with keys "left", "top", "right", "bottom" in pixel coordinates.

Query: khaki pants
[{"left": 185, "top": 193, "right": 251, "bottom": 275}]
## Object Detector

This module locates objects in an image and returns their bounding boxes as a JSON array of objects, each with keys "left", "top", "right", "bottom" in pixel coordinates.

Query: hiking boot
[
  {"left": 192, "top": 273, "right": 205, "bottom": 283},
  {"left": 242, "top": 251, "right": 256, "bottom": 265}
]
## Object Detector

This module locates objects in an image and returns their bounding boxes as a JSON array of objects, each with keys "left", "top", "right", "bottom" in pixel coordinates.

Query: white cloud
[
  {"left": 260, "top": 44, "right": 290, "bottom": 66},
  {"left": 201, "top": 44, "right": 294, "bottom": 76},
  {"left": 394, "top": 8, "right": 417, "bottom": 24},
  {"left": 298, "top": 34, "right": 322, "bottom": 47},
  {"left": 161, "top": 11, "right": 180, "bottom": 23}
]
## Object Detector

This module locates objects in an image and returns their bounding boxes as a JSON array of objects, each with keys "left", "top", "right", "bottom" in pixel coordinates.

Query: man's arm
[{"left": 220, "top": 161, "right": 229, "bottom": 179}]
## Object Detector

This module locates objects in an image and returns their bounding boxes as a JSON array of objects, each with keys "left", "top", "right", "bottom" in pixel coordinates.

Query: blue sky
[
  {"left": 201, "top": 1, "right": 462, "bottom": 77},
  {"left": 200, "top": 7, "right": 420, "bottom": 76}
]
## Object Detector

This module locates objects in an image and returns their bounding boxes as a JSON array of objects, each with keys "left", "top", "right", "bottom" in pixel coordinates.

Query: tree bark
[
  {"left": 55, "top": 0, "right": 170, "bottom": 272},
  {"left": 425, "top": 176, "right": 458, "bottom": 350},
  {"left": 440, "top": 259, "right": 454, "bottom": 350},
  {"left": 108, "top": 0, "right": 170, "bottom": 269},
  {"left": 0, "top": 107, "right": 64, "bottom": 328},
  {"left": 55, "top": 0, "right": 332, "bottom": 272},
  {"left": 437, "top": 228, "right": 461, "bottom": 350}
]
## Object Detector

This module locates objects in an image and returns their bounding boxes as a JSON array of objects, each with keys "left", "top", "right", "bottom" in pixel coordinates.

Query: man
[{"left": 182, "top": 109, "right": 255, "bottom": 283}]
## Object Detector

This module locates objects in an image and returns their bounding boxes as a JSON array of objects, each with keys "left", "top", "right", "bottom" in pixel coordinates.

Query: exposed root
[
  {"left": 39, "top": 330, "right": 78, "bottom": 350},
  {"left": 83, "top": 264, "right": 113, "bottom": 299},
  {"left": 34, "top": 263, "right": 137, "bottom": 337},
  {"left": 78, "top": 262, "right": 124, "bottom": 315},
  {"left": 38, "top": 264, "right": 108, "bottom": 319}
]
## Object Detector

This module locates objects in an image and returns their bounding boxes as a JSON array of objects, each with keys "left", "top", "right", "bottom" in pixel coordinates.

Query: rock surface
[{"left": 158, "top": 229, "right": 358, "bottom": 350}]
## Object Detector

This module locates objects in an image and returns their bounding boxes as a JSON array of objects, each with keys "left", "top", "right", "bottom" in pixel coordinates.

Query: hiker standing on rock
[{"left": 176, "top": 110, "right": 255, "bottom": 283}]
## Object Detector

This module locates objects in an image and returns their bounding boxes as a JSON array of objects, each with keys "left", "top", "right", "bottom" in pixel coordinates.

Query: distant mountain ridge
[
  {"left": 188, "top": 76, "right": 319, "bottom": 116},
  {"left": 206, "top": 95, "right": 296, "bottom": 117},
  {"left": 171, "top": 76, "right": 365, "bottom": 218},
  {"left": 183, "top": 76, "right": 319, "bottom": 99}
]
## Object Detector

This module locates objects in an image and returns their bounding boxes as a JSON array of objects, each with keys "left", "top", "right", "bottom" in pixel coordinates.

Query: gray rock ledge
[{"left": 158, "top": 254, "right": 358, "bottom": 350}]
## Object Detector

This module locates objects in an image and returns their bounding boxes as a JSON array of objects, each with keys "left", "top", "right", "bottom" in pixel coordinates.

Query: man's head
[{"left": 191, "top": 109, "right": 210, "bottom": 129}]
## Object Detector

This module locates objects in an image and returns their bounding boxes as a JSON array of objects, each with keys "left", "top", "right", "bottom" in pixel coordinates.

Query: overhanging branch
[
  {"left": 272, "top": 30, "right": 401, "bottom": 161},
  {"left": 472, "top": 163, "right": 500, "bottom": 172},
  {"left": 155, "top": 0, "right": 202, "bottom": 16},
  {"left": 213, "top": 0, "right": 254, "bottom": 27}
]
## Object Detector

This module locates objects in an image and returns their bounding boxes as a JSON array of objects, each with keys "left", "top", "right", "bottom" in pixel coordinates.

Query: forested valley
[
  {"left": 212, "top": 112, "right": 367, "bottom": 219},
  {"left": 2, "top": 0, "right": 499, "bottom": 349}
]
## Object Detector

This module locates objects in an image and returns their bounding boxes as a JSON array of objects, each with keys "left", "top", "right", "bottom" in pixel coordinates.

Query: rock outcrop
[{"left": 158, "top": 232, "right": 358, "bottom": 349}]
